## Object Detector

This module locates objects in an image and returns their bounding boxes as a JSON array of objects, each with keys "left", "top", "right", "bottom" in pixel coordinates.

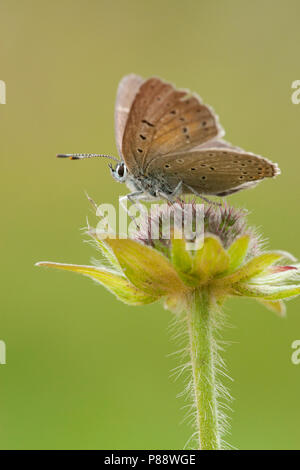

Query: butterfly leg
[
  {"left": 170, "top": 180, "right": 183, "bottom": 200},
  {"left": 156, "top": 181, "right": 183, "bottom": 203},
  {"left": 119, "top": 191, "right": 146, "bottom": 230},
  {"left": 119, "top": 191, "right": 144, "bottom": 212},
  {"left": 183, "top": 183, "right": 222, "bottom": 206},
  {"left": 127, "top": 191, "right": 146, "bottom": 204}
]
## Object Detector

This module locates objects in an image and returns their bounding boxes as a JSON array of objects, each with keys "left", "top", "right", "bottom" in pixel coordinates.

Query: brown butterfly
[{"left": 58, "top": 74, "right": 280, "bottom": 202}]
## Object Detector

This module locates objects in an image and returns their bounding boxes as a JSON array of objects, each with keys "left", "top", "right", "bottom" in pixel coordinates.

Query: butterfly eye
[{"left": 116, "top": 163, "right": 127, "bottom": 180}]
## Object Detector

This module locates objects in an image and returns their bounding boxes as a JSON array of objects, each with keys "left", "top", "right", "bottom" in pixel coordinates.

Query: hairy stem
[{"left": 186, "top": 288, "right": 220, "bottom": 450}]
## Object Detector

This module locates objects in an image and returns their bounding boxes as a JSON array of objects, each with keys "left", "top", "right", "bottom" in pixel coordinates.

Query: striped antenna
[{"left": 57, "top": 153, "right": 120, "bottom": 162}]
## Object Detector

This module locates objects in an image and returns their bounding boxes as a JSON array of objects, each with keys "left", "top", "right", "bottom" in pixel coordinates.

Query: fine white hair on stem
[{"left": 167, "top": 302, "right": 233, "bottom": 450}]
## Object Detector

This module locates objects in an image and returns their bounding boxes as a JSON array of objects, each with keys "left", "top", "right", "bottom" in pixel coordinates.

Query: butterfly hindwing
[{"left": 146, "top": 149, "right": 279, "bottom": 195}]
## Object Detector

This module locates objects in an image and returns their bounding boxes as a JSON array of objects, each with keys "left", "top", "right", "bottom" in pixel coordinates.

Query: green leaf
[
  {"left": 226, "top": 235, "right": 250, "bottom": 273},
  {"left": 222, "top": 252, "right": 285, "bottom": 285},
  {"left": 192, "top": 235, "right": 230, "bottom": 281},
  {"left": 171, "top": 238, "right": 199, "bottom": 287},
  {"left": 36, "top": 262, "right": 158, "bottom": 305},
  {"left": 232, "top": 283, "right": 300, "bottom": 300},
  {"left": 89, "top": 230, "right": 122, "bottom": 272},
  {"left": 164, "top": 293, "right": 187, "bottom": 314},
  {"left": 105, "top": 238, "right": 187, "bottom": 296},
  {"left": 253, "top": 264, "right": 300, "bottom": 284},
  {"left": 258, "top": 299, "right": 286, "bottom": 317}
]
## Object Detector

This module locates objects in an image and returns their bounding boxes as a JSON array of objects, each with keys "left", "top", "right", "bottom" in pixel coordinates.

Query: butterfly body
[
  {"left": 111, "top": 162, "right": 179, "bottom": 201},
  {"left": 58, "top": 74, "right": 280, "bottom": 201}
]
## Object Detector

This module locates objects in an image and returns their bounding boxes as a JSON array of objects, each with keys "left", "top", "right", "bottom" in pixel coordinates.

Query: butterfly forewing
[
  {"left": 146, "top": 149, "right": 278, "bottom": 195},
  {"left": 121, "top": 78, "right": 185, "bottom": 172},
  {"left": 114, "top": 74, "right": 144, "bottom": 159},
  {"left": 121, "top": 77, "right": 224, "bottom": 175},
  {"left": 148, "top": 95, "right": 221, "bottom": 158}
]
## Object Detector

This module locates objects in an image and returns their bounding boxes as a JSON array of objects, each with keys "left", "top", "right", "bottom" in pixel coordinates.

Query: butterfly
[{"left": 58, "top": 74, "right": 280, "bottom": 202}]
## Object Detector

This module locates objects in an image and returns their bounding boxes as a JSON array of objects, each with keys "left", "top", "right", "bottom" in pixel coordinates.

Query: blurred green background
[{"left": 1, "top": 0, "right": 300, "bottom": 450}]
